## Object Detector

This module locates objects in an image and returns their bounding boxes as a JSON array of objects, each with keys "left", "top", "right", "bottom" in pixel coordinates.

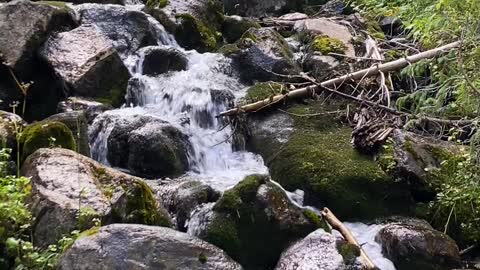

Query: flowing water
[{"left": 85, "top": 5, "right": 395, "bottom": 269}]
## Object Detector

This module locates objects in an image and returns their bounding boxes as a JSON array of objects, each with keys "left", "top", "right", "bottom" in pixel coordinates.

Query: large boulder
[
  {"left": 57, "top": 97, "right": 113, "bottom": 124},
  {"left": 222, "top": 15, "right": 260, "bottom": 44},
  {"left": 74, "top": 4, "right": 159, "bottom": 56},
  {"left": 375, "top": 219, "right": 461, "bottom": 270},
  {"left": 247, "top": 100, "right": 414, "bottom": 220},
  {"left": 275, "top": 229, "right": 346, "bottom": 270},
  {"left": 40, "top": 24, "right": 130, "bottom": 107},
  {"left": 21, "top": 148, "right": 171, "bottom": 246},
  {"left": 0, "top": 0, "right": 76, "bottom": 78},
  {"left": 0, "top": 111, "right": 25, "bottom": 152},
  {"left": 19, "top": 120, "right": 76, "bottom": 161},
  {"left": 58, "top": 224, "right": 242, "bottom": 270},
  {"left": 233, "top": 27, "right": 299, "bottom": 83},
  {"left": 90, "top": 112, "right": 192, "bottom": 178},
  {"left": 377, "top": 129, "right": 466, "bottom": 201},
  {"left": 150, "top": 178, "right": 220, "bottom": 231},
  {"left": 222, "top": 0, "right": 323, "bottom": 17},
  {"left": 46, "top": 111, "right": 91, "bottom": 157},
  {"left": 191, "top": 175, "right": 321, "bottom": 269},
  {"left": 137, "top": 46, "right": 188, "bottom": 76},
  {"left": 145, "top": 0, "right": 223, "bottom": 52}
]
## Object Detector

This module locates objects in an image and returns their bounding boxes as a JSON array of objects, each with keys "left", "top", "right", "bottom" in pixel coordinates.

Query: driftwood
[
  {"left": 217, "top": 41, "right": 460, "bottom": 117},
  {"left": 321, "top": 207, "right": 378, "bottom": 270}
]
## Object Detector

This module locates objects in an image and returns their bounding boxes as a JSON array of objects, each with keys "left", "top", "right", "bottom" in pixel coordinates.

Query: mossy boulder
[
  {"left": 20, "top": 121, "right": 76, "bottom": 161},
  {"left": 193, "top": 174, "right": 322, "bottom": 269},
  {"left": 223, "top": 15, "right": 260, "bottom": 43},
  {"left": 46, "top": 111, "right": 90, "bottom": 157},
  {"left": 310, "top": 36, "right": 347, "bottom": 55},
  {"left": 244, "top": 81, "right": 285, "bottom": 102},
  {"left": 21, "top": 148, "right": 171, "bottom": 246},
  {"left": 234, "top": 27, "right": 300, "bottom": 82},
  {"left": 247, "top": 100, "right": 414, "bottom": 220}
]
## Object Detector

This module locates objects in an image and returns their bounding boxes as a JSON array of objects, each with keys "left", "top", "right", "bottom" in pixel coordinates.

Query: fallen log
[
  {"left": 321, "top": 207, "right": 378, "bottom": 270},
  {"left": 217, "top": 41, "right": 460, "bottom": 117}
]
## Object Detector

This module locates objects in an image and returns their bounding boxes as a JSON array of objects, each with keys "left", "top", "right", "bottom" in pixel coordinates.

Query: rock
[
  {"left": 234, "top": 27, "right": 299, "bottom": 82},
  {"left": 137, "top": 46, "right": 188, "bottom": 76},
  {"left": 0, "top": 111, "right": 25, "bottom": 152},
  {"left": 21, "top": 148, "right": 171, "bottom": 246},
  {"left": 278, "top": 12, "right": 308, "bottom": 21},
  {"left": 91, "top": 112, "right": 192, "bottom": 178},
  {"left": 58, "top": 224, "right": 242, "bottom": 270},
  {"left": 0, "top": 0, "right": 76, "bottom": 78},
  {"left": 74, "top": 4, "right": 157, "bottom": 56},
  {"left": 40, "top": 24, "right": 130, "bottom": 107},
  {"left": 145, "top": 0, "right": 223, "bottom": 52},
  {"left": 275, "top": 229, "right": 346, "bottom": 270},
  {"left": 377, "top": 129, "right": 465, "bottom": 201},
  {"left": 223, "top": 0, "right": 305, "bottom": 17},
  {"left": 223, "top": 15, "right": 260, "bottom": 44},
  {"left": 150, "top": 178, "right": 221, "bottom": 231},
  {"left": 19, "top": 120, "right": 76, "bottom": 161},
  {"left": 46, "top": 111, "right": 90, "bottom": 157},
  {"left": 296, "top": 18, "right": 355, "bottom": 57},
  {"left": 247, "top": 101, "right": 414, "bottom": 220},
  {"left": 57, "top": 97, "right": 113, "bottom": 124},
  {"left": 303, "top": 53, "right": 340, "bottom": 79},
  {"left": 380, "top": 16, "right": 403, "bottom": 36},
  {"left": 376, "top": 220, "right": 461, "bottom": 270},
  {"left": 192, "top": 174, "right": 321, "bottom": 269}
]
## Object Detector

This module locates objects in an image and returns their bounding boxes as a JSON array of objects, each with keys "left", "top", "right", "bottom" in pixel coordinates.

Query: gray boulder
[
  {"left": 137, "top": 46, "right": 188, "bottom": 76},
  {"left": 275, "top": 229, "right": 346, "bottom": 270},
  {"left": 223, "top": 0, "right": 304, "bottom": 17},
  {"left": 0, "top": 0, "right": 76, "bottom": 78},
  {"left": 150, "top": 179, "right": 220, "bottom": 231},
  {"left": 58, "top": 224, "right": 243, "bottom": 270},
  {"left": 303, "top": 53, "right": 340, "bottom": 79},
  {"left": 74, "top": 4, "right": 158, "bottom": 56},
  {"left": 57, "top": 97, "right": 113, "bottom": 124},
  {"left": 46, "top": 111, "right": 91, "bottom": 157},
  {"left": 222, "top": 15, "right": 260, "bottom": 43},
  {"left": 91, "top": 113, "right": 192, "bottom": 178},
  {"left": 234, "top": 27, "right": 299, "bottom": 82},
  {"left": 40, "top": 24, "right": 130, "bottom": 107},
  {"left": 375, "top": 219, "right": 461, "bottom": 270},
  {"left": 191, "top": 175, "right": 320, "bottom": 270},
  {"left": 22, "top": 148, "right": 171, "bottom": 246}
]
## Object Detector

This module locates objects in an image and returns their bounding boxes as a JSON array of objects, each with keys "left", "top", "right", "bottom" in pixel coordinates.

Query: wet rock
[
  {"left": 57, "top": 97, "right": 113, "bottom": 124},
  {"left": 380, "top": 17, "right": 403, "bottom": 36},
  {"left": 247, "top": 101, "right": 414, "bottom": 220},
  {"left": 138, "top": 46, "right": 188, "bottom": 76},
  {"left": 145, "top": 0, "right": 223, "bottom": 52},
  {"left": 150, "top": 178, "right": 220, "bottom": 231},
  {"left": 295, "top": 18, "right": 355, "bottom": 57},
  {"left": 377, "top": 129, "right": 465, "bottom": 201},
  {"left": 46, "top": 111, "right": 90, "bottom": 157},
  {"left": 223, "top": 15, "right": 260, "bottom": 44},
  {"left": 19, "top": 120, "right": 76, "bottom": 161},
  {"left": 40, "top": 24, "right": 130, "bottom": 107},
  {"left": 22, "top": 148, "right": 171, "bottom": 246},
  {"left": 0, "top": 0, "right": 76, "bottom": 78},
  {"left": 234, "top": 27, "right": 299, "bottom": 83},
  {"left": 75, "top": 4, "right": 158, "bottom": 56},
  {"left": 0, "top": 111, "right": 25, "bottom": 152},
  {"left": 192, "top": 174, "right": 320, "bottom": 269},
  {"left": 58, "top": 224, "right": 242, "bottom": 270},
  {"left": 376, "top": 219, "right": 461, "bottom": 270},
  {"left": 303, "top": 53, "right": 340, "bottom": 79},
  {"left": 92, "top": 113, "right": 191, "bottom": 178},
  {"left": 275, "top": 229, "right": 346, "bottom": 270}
]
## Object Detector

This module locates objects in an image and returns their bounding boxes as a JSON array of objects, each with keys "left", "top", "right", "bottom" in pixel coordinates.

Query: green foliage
[{"left": 310, "top": 36, "right": 347, "bottom": 55}]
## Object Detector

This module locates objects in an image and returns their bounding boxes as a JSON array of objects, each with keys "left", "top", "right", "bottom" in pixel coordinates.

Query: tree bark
[
  {"left": 217, "top": 41, "right": 460, "bottom": 117},
  {"left": 321, "top": 207, "right": 378, "bottom": 270}
]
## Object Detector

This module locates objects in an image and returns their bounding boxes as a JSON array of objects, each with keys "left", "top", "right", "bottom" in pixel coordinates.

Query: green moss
[
  {"left": 78, "top": 227, "right": 100, "bottom": 238},
  {"left": 205, "top": 213, "right": 241, "bottom": 257},
  {"left": 245, "top": 82, "right": 285, "bottom": 102},
  {"left": 124, "top": 180, "right": 171, "bottom": 227},
  {"left": 37, "top": 1, "right": 71, "bottom": 12},
  {"left": 217, "top": 44, "right": 240, "bottom": 56},
  {"left": 146, "top": 0, "right": 168, "bottom": 8},
  {"left": 223, "top": 16, "right": 261, "bottom": 43},
  {"left": 20, "top": 121, "right": 76, "bottom": 161},
  {"left": 175, "top": 13, "right": 218, "bottom": 52},
  {"left": 377, "top": 139, "right": 397, "bottom": 173},
  {"left": 198, "top": 253, "right": 208, "bottom": 264},
  {"left": 214, "top": 174, "right": 267, "bottom": 212},
  {"left": 265, "top": 102, "right": 413, "bottom": 220},
  {"left": 311, "top": 36, "right": 348, "bottom": 55},
  {"left": 338, "top": 242, "right": 361, "bottom": 264},
  {"left": 239, "top": 30, "right": 258, "bottom": 43},
  {"left": 303, "top": 209, "right": 330, "bottom": 232}
]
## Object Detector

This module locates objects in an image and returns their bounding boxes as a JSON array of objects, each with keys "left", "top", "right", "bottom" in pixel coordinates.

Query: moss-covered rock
[
  {"left": 244, "top": 81, "right": 285, "bottom": 102},
  {"left": 20, "top": 121, "right": 76, "bottom": 161},
  {"left": 198, "top": 174, "right": 321, "bottom": 269},
  {"left": 222, "top": 15, "right": 260, "bottom": 43},
  {"left": 217, "top": 43, "right": 241, "bottom": 56},
  {"left": 46, "top": 111, "right": 90, "bottom": 157},
  {"left": 310, "top": 36, "right": 347, "bottom": 55},
  {"left": 248, "top": 100, "right": 414, "bottom": 220},
  {"left": 175, "top": 13, "right": 219, "bottom": 52},
  {"left": 21, "top": 148, "right": 171, "bottom": 246}
]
